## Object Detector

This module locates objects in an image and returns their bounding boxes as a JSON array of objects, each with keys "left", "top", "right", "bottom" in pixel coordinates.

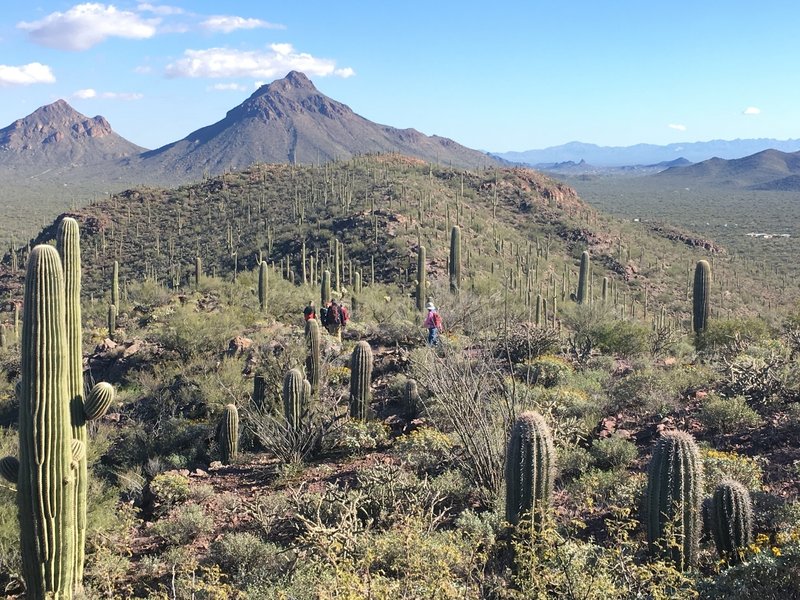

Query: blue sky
[{"left": 0, "top": 1, "right": 798, "bottom": 152}]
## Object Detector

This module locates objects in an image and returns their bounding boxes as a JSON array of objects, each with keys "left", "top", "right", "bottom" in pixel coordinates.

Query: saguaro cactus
[
  {"left": 321, "top": 270, "right": 331, "bottom": 307},
  {"left": 709, "top": 479, "right": 753, "bottom": 563},
  {"left": 449, "top": 226, "right": 461, "bottom": 293},
  {"left": 349, "top": 340, "right": 373, "bottom": 420},
  {"left": 416, "top": 246, "right": 427, "bottom": 311},
  {"left": 693, "top": 259, "right": 711, "bottom": 334},
  {"left": 258, "top": 260, "right": 268, "bottom": 312},
  {"left": 110, "top": 260, "right": 119, "bottom": 307},
  {"left": 645, "top": 431, "right": 704, "bottom": 571},
  {"left": 194, "top": 256, "right": 202, "bottom": 290},
  {"left": 577, "top": 251, "right": 589, "bottom": 304},
  {"left": 504, "top": 411, "right": 555, "bottom": 529},
  {"left": 282, "top": 368, "right": 305, "bottom": 429},
  {"left": 16, "top": 244, "right": 75, "bottom": 598},
  {"left": 305, "top": 318, "right": 321, "bottom": 393},
  {"left": 218, "top": 404, "right": 239, "bottom": 464},
  {"left": 108, "top": 304, "right": 116, "bottom": 340}
]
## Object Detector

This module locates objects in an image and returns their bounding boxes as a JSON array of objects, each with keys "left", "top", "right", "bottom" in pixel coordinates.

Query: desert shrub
[
  {"left": 590, "top": 435, "right": 638, "bottom": 470},
  {"left": 566, "top": 469, "right": 646, "bottom": 513},
  {"left": 699, "top": 318, "right": 771, "bottom": 357},
  {"left": 702, "top": 448, "right": 764, "bottom": 493},
  {"left": 392, "top": 427, "right": 454, "bottom": 476},
  {"left": 150, "top": 471, "right": 191, "bottom": 508},
  {"left": 152, "top": 503, "right": 213, "bottom": 546},
  {"left": 720, "top": 353, "right": 785, "bottom": 406},
  {"left": 154, "top": 302, "right": 244, "bottom": 359},
  {"left": 210, "top": 532, "right": 294, "bottom": 588},
  {"left": 558, "top": 446, "right": 593, "bottom": 481},
  {"left": 697, "top": 394, "right": 764, "bottom": 434},
  {"left": 330, "top": 419, "right": 390, "bottom": 453},
  {"left": 591, "top": 319, "right": 651, "bottom": 358},
  {"left": 516, "top": 354, "right": 573, "bottom": 387},
  {"left": 606, "top": 367, "right": 680, "bottom": 416},
  {"left": 495, "top": 321, "right": 560, "bottom": 364}
]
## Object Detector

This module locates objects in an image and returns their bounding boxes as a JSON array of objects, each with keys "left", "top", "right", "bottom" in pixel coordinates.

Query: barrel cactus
[
  {"left": 282, "top": 368, "right": 305, "bottom": 429},
  {"left": 645, "top": 431, "right": 704, "bottom": 571},
  {"left": 709, "top": 479, "right": 753, "bottom": 563},
  {"left": 505, "top": 411, "right": 555, "bottom": 529},
  {"left": 349, "top": 341, "right": 373, "bottom": 420},
  {"left": 218, "top": 404, "right": 239, "bottom": 464},
  {"left": 693, "top": 259, "right": 711, "bottom": 334}
]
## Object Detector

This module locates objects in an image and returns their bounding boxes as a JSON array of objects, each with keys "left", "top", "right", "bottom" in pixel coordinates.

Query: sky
[{"left": 1, "top": 1, "right": 799, "bottom": 153}]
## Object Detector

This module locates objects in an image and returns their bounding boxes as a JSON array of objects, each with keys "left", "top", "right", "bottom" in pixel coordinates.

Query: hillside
[
  {"left": 0, "top": 155, "right": 799, "bottom": 598},
  {"left": 654, "top": 148, "right": 800, "bottom": 190}
]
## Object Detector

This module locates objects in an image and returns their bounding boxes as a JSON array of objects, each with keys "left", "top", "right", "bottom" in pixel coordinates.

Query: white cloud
[
  {"left": 73, "top": 88, "right": 143, "bottom": 100},
  {"left": 668, "top": 123, "right": 687, "bottom": 131},
  {"left": 134, "top": 65, "right": 153, "bottom": 75},
  {"left": 17, "top": 3, "right": 158, "bottom": 51},
  {"left": 201, "top": 15, "right": 284, "bottom": 33},
  {"left": 0, "top": 62, "right": 55, "bottom": 86},
  {"left": 165, "top": 44, "right": 354, "bottom": 80},
  {"left": 210, "top": 82, "right": 247, "bottom": 91},
  {"left": 137, "top": 3, "right": 184, "bottom": 15},
  {"left": 74, "top": 88, "right": 97, "bottom": 99},
  {"left": 743, "top": 106, "right": 761, "bottom": 115}
]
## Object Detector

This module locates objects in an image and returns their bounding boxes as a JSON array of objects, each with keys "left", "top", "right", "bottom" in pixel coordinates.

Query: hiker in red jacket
[{"left": 424, "top": 302, "right": 443, "bottom": 346}]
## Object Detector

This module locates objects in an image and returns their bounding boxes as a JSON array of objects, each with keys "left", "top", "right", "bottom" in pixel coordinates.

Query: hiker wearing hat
[{"left": 424, "top": 302, "right": 443, "bottom": 346}]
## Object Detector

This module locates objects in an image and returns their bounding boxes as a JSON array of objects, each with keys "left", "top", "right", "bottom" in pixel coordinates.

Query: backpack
[{"left": 328, "top": 304, "right": 342, "bottom": 326}]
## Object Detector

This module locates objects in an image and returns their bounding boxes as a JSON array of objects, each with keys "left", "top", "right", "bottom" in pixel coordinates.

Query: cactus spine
[
  {"left": 504, "top": 411, "right": 555, "bottom": 529},
  {"left": 258, "top": 260, "right": 268, "bottom": 311},
  {"left": 710, "top": 479, "right": 753, "bottom": 563},
  {"left": 645, "top": 431, "right": 703, "bottom": 571},
  {"left": 577, "top": 251, "right": 589, "bottom": 304},
  {"left": 321, "top": 270, "right": 331, "bottom": 307},
  {"left": 218, "top": 404, "right": 239, "bottom": 464},
  {"left": 17, "top": 244, "right": 75, "bottom": 598},
  {"left": 416, "top": 245, "right": 427, "bottom": 311},
  {"left": 305, "top": 318, "right": 321, "bottom": 393},
  {"left": 282, "top": 368, "right": 305, "bottom": 429},
  {"left": 449, "top": 226, "right": 461, "bottom": 293},
  {"left": 693, "top": 259, "right": 711, "bottom": 334},
  {"left": 349, "top": 340, "right": 373, "bottom": 420}
]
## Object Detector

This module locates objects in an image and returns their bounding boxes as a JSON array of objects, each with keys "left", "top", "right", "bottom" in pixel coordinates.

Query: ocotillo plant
[
  {"left": 282, "top": 368, "right": 305, "bottom": 429},
  {"left": 645, "top": 431, "right": 704, "bottom": 571},
  {"left": 349, "top": 340, "right": 373, "bottom": 420},
  {"left": 449, "top": 226, "right": 461, "bottom": 294},
  {"left": 14, "top": 244, "right": 76, "bottom": 598},
  {"left": 305, "top": 318, "right": 321, "bottom": 393},
  {"left": 321, "top": 270, "right": 331, "bottom": 307},
  {"left": 709, "top": 479, "right": 753, "bottom": 564},
  {"left": 258, "top": 260, "right": 269, "bottom": 312},
  {"left": 693, "top": 259, "right": 711, "bottom": 335},
  {"left": 417, "top": 245, "right": 427, "bottom": 311},
  {"left": 218, "top": 404, "right": 239, "bottom": 464},
  {"left": 577, "top": 251, "right": 589, "bottom": 304},
  {"left": 504, "top": 411, "right": 555, "bottom": 529}
]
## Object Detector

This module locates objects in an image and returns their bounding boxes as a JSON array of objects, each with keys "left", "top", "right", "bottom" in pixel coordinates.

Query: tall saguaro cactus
[
  {"left": 645, "top": 431, "right": 704, "bottom": 571},
  {"left": 17, "top": 244, "right": 75, "bottom": 598},
  {"left": 449, "top": 226, "right": 461, "bottom": 294},
  {"left": 349, "top": 340, "right": 373, "bottom": 420},
  {"left": 416, "top": 245, "right": 427, "bottom": 311},
  {"left": 321, "top": 270, "right": 331, "bottom": 307},
  {"left": 282, "top": 368, "right": 305, "bottom": 429},
  {"left": 110, "top": 260, "right": 119, "bottom": 308},
  {"left": 258, "top": 260, "right": 269, "bottom": 312},
  {"left": 693, "top": 259, "right": 711, "bottom": 334},
  {"left": 577, "top": 251, "right": 589, "bottom": 304},
  {"left": 504, "top": 411, "right": 555, "bottom": 529},
  {"left": 305, "top": 318, "right": 321, "bottom": 393}
]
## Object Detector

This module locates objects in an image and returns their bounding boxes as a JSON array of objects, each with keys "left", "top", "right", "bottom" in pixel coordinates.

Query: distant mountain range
[
  {"left": 494, "top": 139, "right": 800, "bottom": 167},
  {"left": 0, "top": 71, "right": 499, "bottom": 190},
  {"left": 653, "top": 148, "right": 800, "bottom": 190}
]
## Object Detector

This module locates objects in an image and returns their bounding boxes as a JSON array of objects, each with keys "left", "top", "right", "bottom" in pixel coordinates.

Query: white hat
[{"left": 426, "top": 302, "right": 436, "bottom": 311}]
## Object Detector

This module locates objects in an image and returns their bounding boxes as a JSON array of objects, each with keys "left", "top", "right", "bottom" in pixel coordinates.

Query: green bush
[
  {"left": 392, "top": 427, "right": 454, "bottom": 476},
  {"left": 590, "top": 435, "right": 638, "bottom": 470},
  {"left": 152, "top": 503, "right": 213, "bottom": 546},
  {"left": 698, "top": 318, "right": 771, "bottom": 356},
  {"left": 698, "top": 394, "right": 764, "bottom": 434},
  {"left": 210, "top": 532, "right": 293, "bottom": 588},
  {"left": 702, "top": 448, "right": 764, "bottom": 494},
  {"left": 517, "top": 354, "right": 573, "bottom": 387},
  {"left": 591, "top": 320, "right": 651, "bottom": 358}
]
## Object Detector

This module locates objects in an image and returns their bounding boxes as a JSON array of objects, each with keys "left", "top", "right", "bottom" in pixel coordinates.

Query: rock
[
  {"left": 598, "top": 416, "right": 617, "bottom": 438},
  {"left": 192, "top": 469, "right": 209, "bottom": 478},
  {"left": 227, "top": 336, "right": 253, "bottom": 356},
  {"left": 122, "top": 339, "right": 144, "bottom": 358}
]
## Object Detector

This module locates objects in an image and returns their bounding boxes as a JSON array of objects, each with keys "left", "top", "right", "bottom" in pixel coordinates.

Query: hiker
[
  {"left": 424, "top": 302, "right": 443, "bottom": 346},
  {"left": 324, "top": 298, "right": 348, "bottom": 339},
  {"left": 303, "top": 300, "right": 316, "bottom": 321}
]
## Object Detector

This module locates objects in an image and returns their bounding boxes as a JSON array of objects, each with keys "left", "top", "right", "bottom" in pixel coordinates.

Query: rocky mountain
[
  {"left": 0, "top": 100, "right": 144, "bottom": 173},
  {"left": 653, "top": 148, "right": 800, "bottom": 190},
  {"left": 127, "top": 71, "right": 498, "bottom": 182},
  {"left": 496, "top": 138, "right": 800, "bottom": 167}
]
